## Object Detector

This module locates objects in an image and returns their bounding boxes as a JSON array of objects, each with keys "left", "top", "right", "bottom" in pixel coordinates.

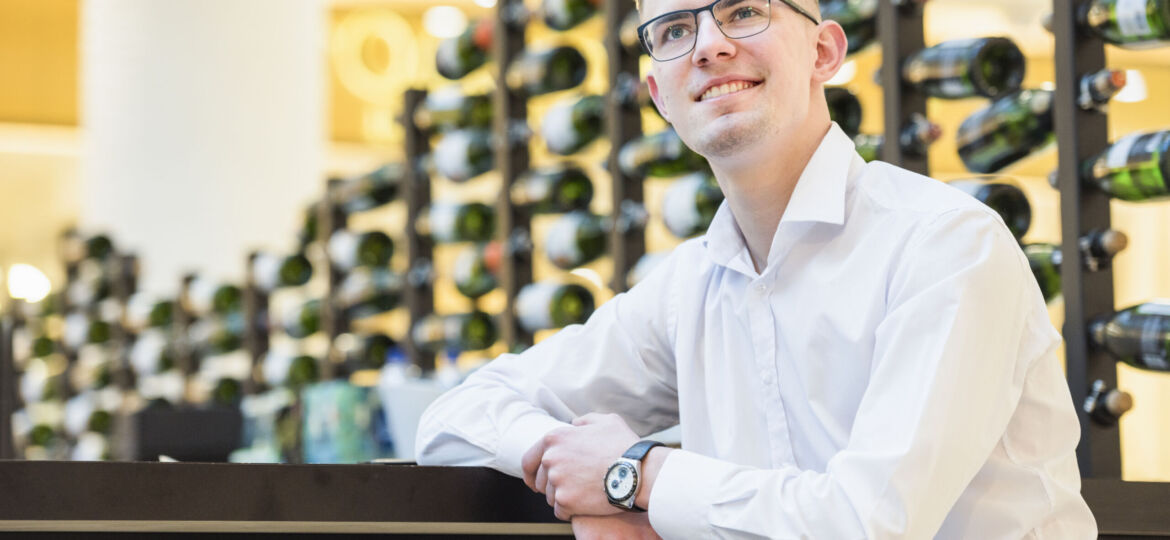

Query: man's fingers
[
  {"left": 520, "top": 438, "right": 546, "bottom": 490},
  {"left": 545, "top": 477, "right": 556, "bottom": 508},
  {"left": 534, "top": 462, "right": 548, "bottom": 495},
  {"left": 553, "top": 503, "right": 571, "bottom": 522},
  {"left": 571, "top": 413, "right": 605, "bottom": 426}
]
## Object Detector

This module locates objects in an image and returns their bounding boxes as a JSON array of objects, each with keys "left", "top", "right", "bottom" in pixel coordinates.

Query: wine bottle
[
  {"left": 415, "top": 87, "right": 493, "bottom": 133},
  {"left": 826, "top": 87, "right": 862, "bottom": 137},
  {"left": 618, "top": 128, "right": 709, "bottom": 178},
  {"left": 545, "top": 211, "right": 608, "bottom": 269},
  {"left": 1084, "top": 379, "right": 1134, "bottom": 427},
  {"left": 1078, "top": 0, "right": 1170, "bottom": 48},
  {"left": 820, "top": 0, "right": 880, "bottom": 55},
  {"left": 63, "top": 232, "right": 115, "bottom": 264},
  {"left": 126, "top": 295, "right": 175, "bottom": 331},
  {"left": 433, "top": 129, "right": 494, "bottom": 183},
  {"left": 282, "top": 299, "right": 322, "bottom": 339},
  {"left": 436, "top": 18, "right": 494, "bottom": 80},
  {"left": 620, "top": 9, "right": 645, "bottom": 56},
  {"left": 338, "top": 267, "right": 403, "bottom": 320},
  {"left": 511, "top": 164, "right": 594, "bottom": 214},
  {"left": 65, "top": 259, "right": 112, "bottom": 307},
  {"left": 946, "top": 179, "right": 1032, "bottom": 240},
  {"left": 328, "top": 230, "right": 394, "bottom": 272},
  {"left": 662, "top": 172, "right": 725, "bottom": 238},
  {"left": 262, "top": 350, "right": 320, "bottom": 389},
  {"left": 1090, "top": 301, "right": 1170, "bottom": 372},
  {"left": 189, "top": 312, "right": 246, "bottom": 356},
  {"left": 187, "top": 278, "right": 243, "bottom": 316},
  {"left": 506, "top": 46, "right": 588, "bottom": 96},
  {"left": 253, "top": 252, "right": 313, "bottom": 291},
  {"left": 627, "top": 252, "right": 669, "bottom": 289},
  {"left": 902, "top": 37, "right": 1026, "bottom": 99},
  {"left": 1023, "top": 243, "right": 1062, "bottom": 304},
  {"left": 129, "top": 329, "right": 177, "bottom": 376},
  {"left": 335, "top": 332, "right": 397, "bottom": 372},
  {"left": 417, "top": 201, "right": 497, "bottom": 244},
  {"left": 542, "top": 94, "right": 604, "bottom": 155},
  {"left": 957, "top": 69, "right": 1127, "bottom": 174},
  {"left": 542, "top": 0, "right": 601, "bottom": 30},
  {"left": 336, "top": 163, "right": 403, "bottom": 214},
  {"left": 136, "top": 369, "right": 186, "bottom": 408},
  {"left": 1083, "top": 129, "right": 1170, "bottom": 201},
  {"left": 1024, "top": 229, "right": 1127, "bottom": 303},
  {"left": 297, "top": 203, "right": 319, "bottom": 251},
  {"left": 853, "top": 115, "right": 942, "bottom": 162},
  {"left": 411, "top": 311, "right": 498, "bottom": 354},
  {"left": 516, "top": 282, "right": 596, "bottom": 332},
  {"left": 63, "top": 313, "right": 112, "bottom": 350},
  {"left": 19, "top": 358, "right": 66, "bottom": 403},
  {"left": 454, "top": 242, "right": 502, "bottom": 299},
  {"left": 211, "top": 377, "right": 244, "bottom": 407}
]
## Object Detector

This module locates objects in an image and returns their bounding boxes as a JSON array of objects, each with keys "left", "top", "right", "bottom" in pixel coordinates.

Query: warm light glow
[
  {"left": 1115, "top": 70, "right": 1147, "bottom": 103},
  {"left": 569, "top": 268, "right": 605, "bottom": 291},
  {"left": 7, "top": 264, "right": 51, "bottom": 303},
  {"left": 827, "top": 60, "right": 857, "bottom": 86},
  {"left": 423, "top": 6, "right": 469, "bottom": 39},
  {"left": 474, "top": 0, "right": 497, "bottom": 7}
]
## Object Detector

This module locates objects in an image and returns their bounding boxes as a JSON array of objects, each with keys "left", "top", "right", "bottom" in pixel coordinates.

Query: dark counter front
[{"left": 0, "top": 460, "right": 571, "bottom": 537}]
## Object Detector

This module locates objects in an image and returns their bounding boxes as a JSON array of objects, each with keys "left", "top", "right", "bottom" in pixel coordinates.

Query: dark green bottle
[
  {"left": 433, "top": 129, "right": 494, "bottom": 182},
  {"left": 190, "top": 312, "right": 246, "bottom": 356},
  {"left": 1090, "top": 301, "right": 1170, "bottom": 372},
  {"left": 453, "top": 242, "right": 502, "bottom": 299},
  {"left": 253, "top": 252, "right": 313, "bottom": 291},
  {"left": 506, "top": 46, "right": 588, "bottom": 96},
  {"left": 1079, "top": 0, "right": 1170, "bottom": 48},
  {"left": 336, "top": 333, "right": 397, "bottom": 372},
  {"left": 415, "top": 88, "right": 493, "bottom": 133},
  {"left": 283, "top": 299, "right": 322, "bottom": 339},
  {"left": 545, "top": 211, "right": 607, "bottom": 270},
  {"left": 418, "top": 202, "right": 497, "bottom": 244},
  {"left": 902, "top": 37, "right": 1026, "bottom": 99},
  {"left": 826, "top": 87, "right": 862, "bottom": 137},
  {"left": 211, "top": 377, "right": 244, "bottom": 407},
  {"left": 516, "top": 282, "right": 596, "bottom": 332},
  {"left": 262, "top": 350, "right": 320, "bottom": 389},
  {"left": 853, "top": 114, "right": 942, "bottom": 162},
  {"left": 297, "top": 202, "right": 319, "bottom": 251},
  {"left": 64, "top": 232, "right": 115, "bottom": 263},
  {"left": 662, "top": 172, "right": 725, "bottom": 238},
  {"left": 1024, "top": 229, "right": 1127, "bottom": 304},
  {"left": 543, "top": 0, "right": 602, "bottom": 30},
  {"left": 337, "top": 163, "right": 403, "bottom": 214},
  {"left": 820, "top": 0, "right": 879, "bottom": 55},
  {"left": 436, "top": 18, "right": 494, "bottom": 80},
  {"left": 946, "top": 179, "right": 1032, "bottom": 240},
  {"left": 541, "top": 94, "right": 604, "bottom": 155},
  {"left": 511, "top": 165, "right": 594, "bottom": 214},
  {"left": 328, "top": 230, "right": 394, "bottom": 271},
  {"left": 1083, "top": 129, "right": 1170, "bottom": 201},
  {"left": 338, "top": 267, "right": 403, "bottom": 320},
  {"left": 618, "top": 128, "right": 709, "bottom": 178},
  {"left": 411, "top": 311, "right": 498, "bottom": 354},
  {"left": 188, "top": 279, "right": 243, "bottom": 316}
]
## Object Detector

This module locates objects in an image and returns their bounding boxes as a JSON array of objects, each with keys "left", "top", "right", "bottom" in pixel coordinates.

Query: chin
[{"left": 690, "top": 116, "right": 767, "bottom": 158}]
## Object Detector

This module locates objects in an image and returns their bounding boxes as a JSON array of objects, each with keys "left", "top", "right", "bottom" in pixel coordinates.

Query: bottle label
[
  {"left": 1106, "top": 132, "right": 1143, "bottom": 169},
  {"left": 428, "top": 203, "right": 461, "bottom": 243},
  {"left": 434, "top": 131, "right": 475, "bottom": 182},
  {"left": 541, "top": 100, "right": 579, "bottom": 155},
  {"left": 513, "top": 174, "right": 552, "bottom": 207},
  {"left": 1139, "top": 314, "right": 1170, "bottom": 371},
  {"left": 517, "top": 282, "right": 558, "bottom": 332},
  {"left": 1116, "top": 0, "right": 1153, "bottom": 38},
  {"left": 662, "top": 175, "right": 705, "bottom": 237},
  {"left": 328, "top": 231, "right": 360, "bottom": 272},
  {"left": 452, "top": 247, "right": 480, "bottom": 287},
  {"left": 545, "top": 213, "right": 587, "bottom": 269},
  {"left": 130, "top": 329, "right": 169, "bottom": 376},
  {"left": 436, "top": 39, "right": 460, "bottom": 77},
  {"left": 252, "top": 253, "right": 283, "bottom": 290}
]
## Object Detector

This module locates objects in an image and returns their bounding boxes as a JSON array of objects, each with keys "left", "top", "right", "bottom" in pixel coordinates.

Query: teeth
[{"left": 701, "top": 81, "right": 756, "bottom": 101}]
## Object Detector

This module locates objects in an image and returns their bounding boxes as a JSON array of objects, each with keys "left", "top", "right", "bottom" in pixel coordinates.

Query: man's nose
[{"left": 691, "top": 12, "right": 736, "bottom": 65}]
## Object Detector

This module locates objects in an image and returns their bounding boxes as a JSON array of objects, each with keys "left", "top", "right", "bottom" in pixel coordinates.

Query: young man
[{"left": 416, "top": 0, "right": 1097, "bottom": 537}]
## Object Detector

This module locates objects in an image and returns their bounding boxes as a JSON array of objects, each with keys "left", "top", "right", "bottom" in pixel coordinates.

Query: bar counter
[{"left": 1, "top": 461, "right": 1168, "bottom": 538}]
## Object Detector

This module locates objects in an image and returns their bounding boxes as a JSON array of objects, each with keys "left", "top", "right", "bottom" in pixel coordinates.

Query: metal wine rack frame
[
  {"left": 877, "top": 0, "right": 929, "bottom": 175},
  {"left": 402, "top": 89, "right": 437, "bottom": 373},
  {"left": 318, "top": 178, "right": 349, "bottom": 380},
  {"left": 0, "top": 303, "right": 19, "bottom": 459},
  {"left": 242, "top": 251, "right": 270, "bottom": 395},
  {"left": 606, "top": 0, "right": 647, "bottom": 293}
]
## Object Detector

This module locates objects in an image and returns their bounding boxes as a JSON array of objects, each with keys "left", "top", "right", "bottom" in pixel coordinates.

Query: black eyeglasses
[{"left": 638, "top": 0, "right": 820, "bottom": 62}]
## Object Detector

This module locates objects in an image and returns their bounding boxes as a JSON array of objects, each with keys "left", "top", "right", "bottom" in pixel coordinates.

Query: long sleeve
[
  {"left": 647, "top": 208, "right": 1054, "bottom": 539},
  {"left": 414, "top": 244, "right": 690, "bottom": 477}
]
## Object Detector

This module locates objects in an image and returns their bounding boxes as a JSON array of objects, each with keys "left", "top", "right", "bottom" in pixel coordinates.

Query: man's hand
[
  {"left": 521, "top": 412, "right": 640, "bottom": 520},
  {"left": 571, "top": 512, "right": 663, "bottom": 540}
]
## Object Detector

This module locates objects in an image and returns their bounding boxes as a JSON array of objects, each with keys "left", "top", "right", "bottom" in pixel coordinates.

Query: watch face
[{"left": 605, "top": 462, "right": 637, "bottom": 501}]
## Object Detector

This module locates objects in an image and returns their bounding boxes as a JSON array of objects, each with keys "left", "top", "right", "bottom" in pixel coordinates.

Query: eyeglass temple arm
[{"left": 778, "top": 0, "right": 821, "bottom": 25}]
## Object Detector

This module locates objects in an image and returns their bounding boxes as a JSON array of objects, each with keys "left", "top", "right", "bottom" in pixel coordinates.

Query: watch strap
[{"left": 622, "top": 440, "right": 665, "bottom": 461}]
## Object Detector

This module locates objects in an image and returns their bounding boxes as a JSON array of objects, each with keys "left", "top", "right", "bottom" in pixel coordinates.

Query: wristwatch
[{"left": 604, "top": 440, "right": 664, "bottom": 512}]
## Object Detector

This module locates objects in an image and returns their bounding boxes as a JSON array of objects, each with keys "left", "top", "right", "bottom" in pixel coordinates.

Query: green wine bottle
[
  {"left": 188, "top": 279, "right": 243, "bottom": 316},
  {"left": 190, "top": 312, "right": 246, "bottom": 356},
  {"left": 545, "top": 211, "right": 607, "bottom": 270},
  {"left": 516, "top": 282, "right": 596, "bottom": 332},
  {"left": 662, "top": 172, "right": 725, "bottom": 238},
  {"left": 853, "top": 114, "right": 942, "bottom": 162},
  {"left": 66, "top": 260, "right": 112, "bottom": 307},
  {"left": 129, "top": 329, "right": 177, "bottom": 376},
  {"left": 126, "top": 295, "right": 175, "bottom": 331},
  {"left": 436, "top": 18, "right": 494, "bottom": 80},
  {"left": 902, "top": 37, "right": 1026, "bottom": 99},
  {"left": 411, "top": 311, "right": 498, "bottom": 354},
  {"left": 283, "top": 299, "right": 322, "bottom": 339},
  {"left": 946, "top": 179, "right": 1033, "bottom": 240},
  {"left": 211, "top": 377, "right": 244, "bottom": 407},
  {"left": 453, "top": 241, "right": 502, "bottom": 299},
  {"left": 63, "top": 232, "right": 115, "bottom": 264},
  {"left": 336, "top": 163, "right": 403, "bottom": 214},
  {"left": 1083, "top": 129, "right": 1170, "bottom": 201},
  {"left": 417, "top": 201, "right": 497, "bottom": 244},
  {"left": 511, "top": 164, "right": 594, "bottom": 214},
  {"left": 541, "top": 94, "right": 604, "bottom": 155},
  {"left": 1084, "top": 379, "right": 1134, "bottom": 427},
  {"left": 262, "top": 350, "right": 320, "bottom": 389},
  {"left": 618, "top": 128, "right": 709, "bottom": 178},
  {"left": 957, "top": 69, "right": 1127, "bottom": 174},
  {"left": 542, "top": 0, "right": 602, "bottom": 30},
  {"left": 328, "top": 230, "right": 394, "bottom": 271},
  {"left": 1079, "top": 0, "right": 1170, "bottom": 48},
  {"left": 506, "top": 46, "right": 588, "bottom": 96},
  {"left": 1024, "top": 229, "right": 1128, "bottom": 303},
  {"left": 415, "top": 87, "right": 493, "bottom": 133},
  {"left": 253, "top": 252, "right": 313, "bottom": 291},
  {"left": 338, "top": 267, "right": 403, "bottom": 320},
  {"left": 826, "top": 87, "right": 863, "bottom": 137},
  {"left": 335, "top": 332, "right": 397, "bottom": 372},
  {"left": 433, "top": 129, "right": 494, "bottom": 182},
  {"left": 63, "top": 313, "right": 112, "bottom": 350},
  {"left": 1090, "top": 301, "right": 1170, "bottom": 372},
  {"left": 820, "top": 0, "right": 879, "bottom": 55},
  {"left": 297, "top": 202, "right": 319, "bottom": 251}
]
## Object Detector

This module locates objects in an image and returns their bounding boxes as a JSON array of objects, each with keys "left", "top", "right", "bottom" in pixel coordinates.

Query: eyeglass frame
[{"left": 637, "top": 0, "right": 822, "bottom": 62}]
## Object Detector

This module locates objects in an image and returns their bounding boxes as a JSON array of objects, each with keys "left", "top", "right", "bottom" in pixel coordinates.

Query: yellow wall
[{"left": 0, "top": 0, "right": 77, "bottom": 125}]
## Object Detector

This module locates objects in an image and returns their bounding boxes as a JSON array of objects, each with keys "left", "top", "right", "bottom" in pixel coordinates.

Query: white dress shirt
[{"left": 415, "top": 123, "right": 1097, "bottom": 539}]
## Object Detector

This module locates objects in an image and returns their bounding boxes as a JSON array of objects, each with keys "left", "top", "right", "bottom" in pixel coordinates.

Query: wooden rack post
[
  {"left": 111, "top": 254, "right": 138, "bottom": 392},
  {"left": 318, "top": 179, "right": 348, "bottom": 380},
  {"left": 242, "top": 252, "right": 270, "bottom": 395},
  {"left": 876, "top": 0, "right": 929, "bottom": 175},
  {"left": 0, "top": 305, "right": 17, "bottom": 459},
  {"left": 401, "top": 89, "right": 436, "bottom": 373},
  {"left": 605, "top": 0, "right": 646, "bottom": 293}
]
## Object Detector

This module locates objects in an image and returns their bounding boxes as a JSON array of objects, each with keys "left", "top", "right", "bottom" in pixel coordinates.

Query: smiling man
[{"left": 415, "top": 0, "right": 1097, "bottom": 537}]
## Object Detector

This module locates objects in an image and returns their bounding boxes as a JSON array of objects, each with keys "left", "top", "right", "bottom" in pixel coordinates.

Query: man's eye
[
  {"left": 659, "top": 24, "right": 692, "bottom": 42},
  {"left": 732, "top": 7, "right": 760, "bottom": 20}
]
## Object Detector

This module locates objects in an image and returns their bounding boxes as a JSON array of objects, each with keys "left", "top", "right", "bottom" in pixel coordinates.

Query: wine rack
[
  {"left": 401, "top": 88, "right": 436, "bottom": 372},
  {"left": 0, "top": 303, "right": 18, "bottom": 459},
  {"left": 605, "top": 0, "right": 646, "bottom": 293},
  {"left": 876, "top": 0, "right": 929, "bottom": 175}
]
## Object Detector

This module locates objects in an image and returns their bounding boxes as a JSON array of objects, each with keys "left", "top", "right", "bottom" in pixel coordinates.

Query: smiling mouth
[{"left": 698, "top": 80, "right": 761, "bottom": 102}]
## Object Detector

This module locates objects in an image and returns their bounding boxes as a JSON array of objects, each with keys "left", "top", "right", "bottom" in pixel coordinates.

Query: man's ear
[
  {"left": 811, "top": 21, "right": 848, "bottom": 85},
  {"left": 646, "top": 74, "right": 671, "bottom": 123}
]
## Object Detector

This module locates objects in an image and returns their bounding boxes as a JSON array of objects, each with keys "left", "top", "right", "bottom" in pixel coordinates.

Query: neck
[{"left": 708, "top": 116, "right": 831, "bottom": 273}]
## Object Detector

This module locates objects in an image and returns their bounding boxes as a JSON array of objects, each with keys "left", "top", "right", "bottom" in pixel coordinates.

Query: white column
[{"left": 81, "top": 0, "right": 326, "bottom": 295}]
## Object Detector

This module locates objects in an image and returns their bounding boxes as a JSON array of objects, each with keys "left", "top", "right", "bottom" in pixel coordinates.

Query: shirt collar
[{"left": 702, "top": 122, "right": 857, "bottom": 270}]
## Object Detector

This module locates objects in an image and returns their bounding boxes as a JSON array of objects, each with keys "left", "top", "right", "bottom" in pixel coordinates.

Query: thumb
[{"left": 572, "top": 413, "right": 605, "bottom": 426}]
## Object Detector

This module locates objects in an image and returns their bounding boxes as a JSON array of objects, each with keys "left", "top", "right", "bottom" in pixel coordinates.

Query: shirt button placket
[{"left": 750, "top": 281, "right": 794, "bottom": 467}]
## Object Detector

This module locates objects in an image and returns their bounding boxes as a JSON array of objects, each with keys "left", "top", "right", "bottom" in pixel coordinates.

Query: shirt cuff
[
  {"left": 493, "top": 413, "right": 571, "bottom": 478},
  {"left": 647, "top": 449, "right": 738, "bottom": 539}
]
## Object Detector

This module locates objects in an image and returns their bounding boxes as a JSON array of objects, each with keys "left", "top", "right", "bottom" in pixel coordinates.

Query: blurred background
[{"left": 1, "top": 0, "right": 1169, "bottom": 480}]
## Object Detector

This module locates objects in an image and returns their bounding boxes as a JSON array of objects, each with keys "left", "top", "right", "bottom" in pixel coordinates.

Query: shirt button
[
  {"left": 755, "top": 284, "right": 766, "bottom": 293},
  {"left": 762, "top": 372, "right": 773, "bottom": 385}
]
